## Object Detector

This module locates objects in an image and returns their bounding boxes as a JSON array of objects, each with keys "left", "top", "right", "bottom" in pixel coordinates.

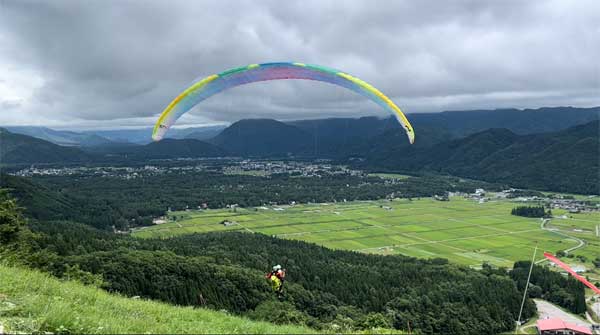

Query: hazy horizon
[{"left": 2, "top": 105, "right": 599, "bottom": 132}]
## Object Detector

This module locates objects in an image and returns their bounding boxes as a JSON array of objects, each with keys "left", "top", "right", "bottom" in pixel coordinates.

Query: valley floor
[{"left": 134, "top": 196, "right": 599, "bottom": 272}]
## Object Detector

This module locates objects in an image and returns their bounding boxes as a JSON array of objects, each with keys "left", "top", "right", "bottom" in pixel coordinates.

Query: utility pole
[{"left": 516, "top": 243, "right": 538, "bottom": 334}]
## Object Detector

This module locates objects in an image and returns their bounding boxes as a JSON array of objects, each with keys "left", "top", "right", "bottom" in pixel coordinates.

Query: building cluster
[
  {"left": 434, "top": 193, "right": 450, "bottom": 201},
  {"left": 220, "top": 220, "right": 239, "bottom": 227},
  {"left": 548, "top": 198, "right": 599, "bottom": 213},
  {"left": 451, "top": 188, "right": 489, "bottom": 203},
  {"left": 12, "top": 159, "right": 367, "bottom": 180},
  {"left": 11, "top": 165, "right": 208, "bottom": 179},
  {"left": 453, "top": 188, "right": 600, "bottom": 212},
  {"left": 222, "top": 160, "right": 363, "bottom": 177}
]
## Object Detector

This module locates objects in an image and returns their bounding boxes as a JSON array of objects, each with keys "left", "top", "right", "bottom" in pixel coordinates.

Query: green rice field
[{"left": 133, "top": 197, "right": 599, "bottom": 269}]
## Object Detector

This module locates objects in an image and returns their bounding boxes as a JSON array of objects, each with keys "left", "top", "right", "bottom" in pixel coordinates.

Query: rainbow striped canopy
[{"left": 153, "top": 62, "right": 414, "bottom": 144}]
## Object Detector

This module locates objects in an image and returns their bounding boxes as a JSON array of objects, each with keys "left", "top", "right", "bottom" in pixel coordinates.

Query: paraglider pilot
[{"left": 266, "top": 265, "right": 286, "bottom": 298}]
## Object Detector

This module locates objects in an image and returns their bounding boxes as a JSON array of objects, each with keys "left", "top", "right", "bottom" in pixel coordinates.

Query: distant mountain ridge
[
  {"left": 356, "top": 121, "right": 599, "bottom": 194},
  {"left": 1, "top": 107, "right": 598, "bottom": 194},
  {"left": 133, "top": 138, "right": 227, "bottom": 159},
  {"left": 0, "top": 128, "right": 92, "bottom": 164},
  {"left": 1, "top": 120, "right": 597, "bottom": 194},
  {"left": 407, "top": 106, "right": 599, "bottom": 136},
  {"left": 90, "top": 125, "right": 226, "bottom": 144},
  {"left": 4, "top": 125, "right": 227, "bottom": 146},
  {"left": 209, "top": 106, "right": 599, "bottom": 156},
  {"left": 4, "top": 126, "right": 115, "bottom": 147},
  {"left": 210, "top": 119, "right": 312, "bottom": 156},
  {"left": 3, "top": 106, "right": 597, "bottom": 148},
  {"left": 0, "top": 129, "right": 226, "bottom": 164}
]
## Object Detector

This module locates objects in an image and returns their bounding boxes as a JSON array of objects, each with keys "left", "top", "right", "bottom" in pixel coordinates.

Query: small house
[
  {"left": 536, "top": 318, "right": 592, "bottom": 335},
  {"left": 220, "top": 220, "right": 239, "bottom": 227}
]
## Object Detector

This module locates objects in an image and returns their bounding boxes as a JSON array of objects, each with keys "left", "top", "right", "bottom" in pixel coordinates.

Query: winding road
[{"left": 535, "top": 219, "right": 586, "bottom": 264}]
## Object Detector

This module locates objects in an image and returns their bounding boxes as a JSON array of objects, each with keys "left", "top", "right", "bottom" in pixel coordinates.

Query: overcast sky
[{"left": 0, "top": 0, "right": 598, "bottom": 129}]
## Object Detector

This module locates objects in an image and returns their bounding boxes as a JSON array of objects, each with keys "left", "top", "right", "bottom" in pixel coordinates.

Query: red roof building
[{"left": 536, "top": 318, "right": 592, "bottom": 335}]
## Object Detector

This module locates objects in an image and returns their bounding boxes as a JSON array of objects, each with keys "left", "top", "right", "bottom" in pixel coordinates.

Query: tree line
[
  {"left": 511, "top": 205, "right": 551, "bottom": 218},
  {"left": 510, "top": 261, "right": 586, "bottom": 314},
  {"left": 1, "top": 172, "right": 505, "bottom": 231}
]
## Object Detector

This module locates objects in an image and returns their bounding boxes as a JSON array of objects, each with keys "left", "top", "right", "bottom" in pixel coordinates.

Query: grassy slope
[{"left": 0, "top": 264, "right": 312, "bottom": 334}]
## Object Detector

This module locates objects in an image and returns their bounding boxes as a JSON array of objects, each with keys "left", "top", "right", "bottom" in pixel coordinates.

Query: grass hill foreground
[{"left": 0, "top": 264, "right": 312, "bottom": 334}]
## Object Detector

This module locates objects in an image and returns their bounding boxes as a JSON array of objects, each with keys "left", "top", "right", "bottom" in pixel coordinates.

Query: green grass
[
  {"left": 134, "top": 197, "right": 600, "bottom": 269},
  {"left": 0, "top": 264, "right": 313, "bottom": 334}
]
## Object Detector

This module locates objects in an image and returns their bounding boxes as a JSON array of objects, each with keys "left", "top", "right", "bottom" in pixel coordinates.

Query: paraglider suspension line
[{"left": 516, "top": 243, "right": 537, "bottom": 333}]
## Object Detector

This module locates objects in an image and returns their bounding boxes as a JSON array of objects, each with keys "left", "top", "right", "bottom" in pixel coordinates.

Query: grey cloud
[
  {"left": 0, "top": 0, "right": 598, "bottom": 128},
  {"left": 1, "top": 99, "right": 22, "bottom": 109}
]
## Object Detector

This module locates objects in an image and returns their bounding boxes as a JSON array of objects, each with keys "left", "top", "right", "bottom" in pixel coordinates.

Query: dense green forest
[
  {"left": 21, "top": 220, "right": 531, "bottom": 334},
  {"left": 0, "top": 173, "right": 505, "bottom": 230},
  {"left": 510, "top": 261, "right": 586, "bottom": 314}
]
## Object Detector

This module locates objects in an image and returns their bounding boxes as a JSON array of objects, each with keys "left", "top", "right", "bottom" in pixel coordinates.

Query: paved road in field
[
  {"left": 535, "top": 219, "right": 586, "bottom": 264},
  {"left": 590, "top": 300, "right": 600, "bottom": 322}
]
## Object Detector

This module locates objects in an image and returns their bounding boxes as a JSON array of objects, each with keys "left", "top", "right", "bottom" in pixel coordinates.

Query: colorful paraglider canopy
[{"left": 152, "top": 62, "right": 414, "bottom": 144}]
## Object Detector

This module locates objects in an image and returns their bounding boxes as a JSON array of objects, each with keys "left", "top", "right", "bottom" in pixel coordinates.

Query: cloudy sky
[{"left": 0, "top": 0, "right": 598, "bottom": 129}]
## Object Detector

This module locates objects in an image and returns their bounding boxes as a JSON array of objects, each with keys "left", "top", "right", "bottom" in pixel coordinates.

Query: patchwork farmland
[{"left": 134, "top": 197, "right": 599, "bottom": 270}]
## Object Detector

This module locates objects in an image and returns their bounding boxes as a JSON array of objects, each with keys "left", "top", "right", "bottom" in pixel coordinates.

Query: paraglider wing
[
  {"left": 544, "top": 252, "right": 600, "bottom": 294},
  {"left": 152, "top": 62, "right": 414, "bottom": 144}
]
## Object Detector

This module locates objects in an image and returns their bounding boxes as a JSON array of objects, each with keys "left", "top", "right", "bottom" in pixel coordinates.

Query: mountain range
[
  {"left": 406, "top": 106, "right": 599, "bottom": 136},
  {"left": 355, "top": 121, "right": 599, "bottom": 194},
  {"left": 0, "top": 128, "right": 92, "bottom": 164},
  {"left": 4, "top": 125, "right": 227, "bottom": 147},
  {"left": 4, "top": 126, "right": 115, "bottom": 147},
  {"left": 4, "top": 106, "right": 597, "bottom": 149},
  {"left": 0, "top": 106, "right": 598, "bottom": 193},
  {"left": 207, "top": 106, "right": 599, "bottom": 156},
  {"left": 210, "top": 119, "right": 312, "bottom": 156}
]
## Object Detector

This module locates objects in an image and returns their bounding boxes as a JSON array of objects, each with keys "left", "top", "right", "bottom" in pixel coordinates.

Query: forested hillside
[
  {"left": 210, "top": 119, "right": 312, "bottom": 155},
  {"left": 27, "top": 221, "right": 533, "bottom": 334},
  {"left": 0, "top": 128, "right": 91, "bottom": 164},
  {"left": 356, "top": 121, "right": 600, "bottom": 194},
  {"left": 511, "top": 261, "right": 586, "bottom": 314},
  {"left": 405, "top": 106, "right": 599, "bottom": 137},
  {"left": 0, "top": 129, "right": 225, "bottom": 163},
  {"left": 214, "top": 107, "right": 599, "bottom": 157}
]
